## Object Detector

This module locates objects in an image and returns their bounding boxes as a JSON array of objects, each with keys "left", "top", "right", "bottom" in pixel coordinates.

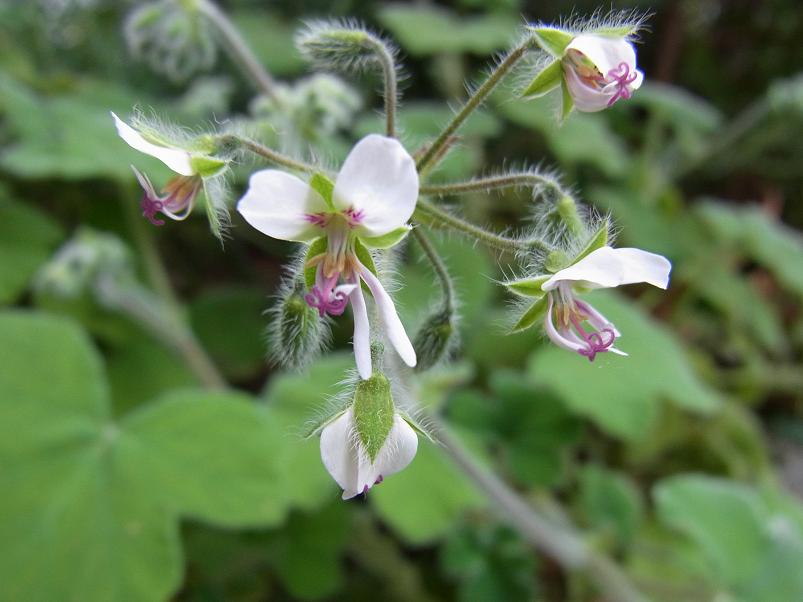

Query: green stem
[
  {"left": 416, "top": 37, "right": 534, "bottom": 172},
  {"left": 411, "top": 228, "right": 454, "bottom": 311},
  {"left": 196, "top": 0, "right": 279, "bottom": 101},
  {"left": 414, "top": 198, "right": 552, "bottom": 254},
  {"left": 420, "top": 171, "right": 566, "bottom": 201},
  {"left": 219, "top": 135, "right": 319, "bottom": 173},
  {"left": 364, "top": 36, "right": 398, "bottom": 137},
  {"left": 433, "top": 422, "right": 647, "bottom": 602}
]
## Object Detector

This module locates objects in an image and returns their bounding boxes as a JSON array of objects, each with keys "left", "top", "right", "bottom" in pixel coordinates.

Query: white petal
[
  {"left": 354, "top": 413, "right": 418, "bottom": 497},
  {"left": 237, "top": 170, "right": 329, "bottom": 242},
  {"left": 320, "top": 409, "right": 361, "bottom": 499},
  {"left": 333, "top": 135, "right": 419, "bottom": 237},
  {"left": 563, "top": 66, "right": 615, "bottom": 112},
  {"left": 357, "top": 264, "right": 416, "bottom": 368},
  {"left": 349, "top": 283, "right": 372, "bottom": 380},
  {"left": 566, "top": 35, "right": 637, "bottom": 77},
  {"left": 542, "top": 247, "right": 672, "bottom": 291},
  {"left": 111, "top": 112, "right": 194, "bottom": 176}
]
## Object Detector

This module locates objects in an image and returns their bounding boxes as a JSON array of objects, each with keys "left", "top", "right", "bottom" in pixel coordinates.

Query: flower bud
[
  {"left": 125, "top": 0, "right": 216, "bottom": 82},
  {"left": 266, "top": 280, "right": 326, "bottom": 370},
  {"left": 320, "top": 371, "right": 418, "bottom": 499},
  {"left": 412, "top": 305, "right": 456, "bottom": 372}
]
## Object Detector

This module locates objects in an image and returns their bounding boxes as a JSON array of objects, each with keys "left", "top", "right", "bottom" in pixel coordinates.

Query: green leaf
[
  {"left": 654, "top": 475, "right": 803, "bottom": 601},
  {"left": 505, "top": 275, "right": 550, "bottom": 297},
  {"left": 578, "top": 466, "right": 643, "bottom": 548},
  {"left": 0, "top": 310, "right": 301, "bottom": 602},
  {"left": 378, "top": 5, "right": 519, "bottom": 56},
  {"left": 511, "top": 295, "right": 548, "bottom": 333},
  {"left": 352, "top": 373, "right": 395, "bottom": 461},
  {"left": 361, "top": 225, "right": 411, "bottom": 249},
  {"left": 0, "top": 194, "right": 63, "bottom": 304},
  {"left": 528, "top": 26, "right": 574, "bottom": 57},
  {"left": 371, "top": 436, "right": 485, "bottom": 544},
  {"left": 521, "top": 59, "right": 563, "bottom": 98},
  {"left": 527, "top": 292, "right": 721, "bottom": 439}
]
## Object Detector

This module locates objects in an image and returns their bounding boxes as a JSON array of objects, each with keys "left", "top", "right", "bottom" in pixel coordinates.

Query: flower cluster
[{"left": 112, "top": 12, "right": 670, "bottom": 499}]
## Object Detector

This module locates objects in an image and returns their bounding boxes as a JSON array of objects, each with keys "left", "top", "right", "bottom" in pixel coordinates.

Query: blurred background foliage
[{"left": 1, "top": 0, "right": 803, "bottom": 600}]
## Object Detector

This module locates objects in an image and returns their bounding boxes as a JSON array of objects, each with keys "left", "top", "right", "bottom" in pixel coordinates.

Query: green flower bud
[
  {"left": 266, "top": 280, "right": 325, "bottom": 370},
  {"left": 412, "top": 305, "right": 456, "bottom": 372}
]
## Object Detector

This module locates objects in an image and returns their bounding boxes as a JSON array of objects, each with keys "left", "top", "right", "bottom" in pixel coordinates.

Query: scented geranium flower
[
  {"left": 508, "top": 246, "right": 671, "bottom": 360},
  {"left": 562, "top": 35, "right": 643, "bottom": 112},
  {"left": 111, "top": 112, "right": 225, "bottom": 227},
  {"left": 237, "top": 134, "right": 418, "bottom": 379},
  {"left": 320, "top": 406, "right": 418, "bottom": 499}
]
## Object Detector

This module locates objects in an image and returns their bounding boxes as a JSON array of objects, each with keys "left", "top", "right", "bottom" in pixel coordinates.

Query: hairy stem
[
  {"left": 414, "top": 198, "right": 553, "bottom": 254},
  {"left": 421, "top": 171, "right": 565, "bottom": 200},
  {"left": 218, "top": 135, "right": 319, "bottom": 173},
  {"left": 197, "top": 0, "right": 279, "bottom": 101},
  {"left": 411, "top": 228, "right": 454, "bottom": 311},
  {"left": 416, "top": 37, "right": 534, "bottom": 172},
  {"left": 364, "top": 36, "right": 398, "bottom": 137},
  {"left": 433, "top": 422, "right": 647, "bottom": 602}
]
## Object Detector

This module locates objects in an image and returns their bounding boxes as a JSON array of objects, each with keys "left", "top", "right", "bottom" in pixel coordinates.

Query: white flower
[
  {"left": 562, "top": 35, "right": 643, "bottom": 112},
  {"left": 237, "top": 134, "right": 419, "bottom": 379},
  {"left": 111, "top": 112, "right": 208, "bottom": 226},
  {"left": 540, "top": 246, "right": 671, "bottom": 359},
  {"left": 320, "top": 407, "right": 418, "bottom": 500}
]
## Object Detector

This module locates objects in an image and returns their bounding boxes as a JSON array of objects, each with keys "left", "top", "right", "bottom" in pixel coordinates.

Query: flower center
[
  {"left": 605, "top": 62, "right": 638, "bottom": 106},
  {"left": 549, "top": 285, "right": 618, "bottom": 362}
]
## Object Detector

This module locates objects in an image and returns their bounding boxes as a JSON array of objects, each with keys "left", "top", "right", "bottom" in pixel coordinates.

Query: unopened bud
[
  {"left": 267, "top": 280, "right": 325, "bottom": 370},
  {"left": 412, "top": 305, "right": 456, "bottom": 372}
]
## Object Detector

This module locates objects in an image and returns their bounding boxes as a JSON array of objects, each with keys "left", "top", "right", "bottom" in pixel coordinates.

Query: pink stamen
[
  {"left": 344, "top": 206, "right": 365, "bottom": 228},
  {"left": 570, "top": 315, "right": 616, "bottom": 361},
  {"left": 606, "top": 62, "right": 638, "bottom": 107},
  {"left": 304, "top": 270, "right": 350, "bottom": 317},
  {"left": 141, "top": 196, "right": 166, "bottom": 226},
  {"left": 305, "top": 213, "right": 328, "bottom": 227}
]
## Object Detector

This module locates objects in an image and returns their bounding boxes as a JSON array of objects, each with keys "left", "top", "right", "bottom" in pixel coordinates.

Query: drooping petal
[
  {"left": 353, "top": 414, "right": 417, "bottom": 496},
  {"left": 542, "top": 246, "right": 671, "bottom": 291},
  {"left": 332, "top": 134, "right": 419, "bottom": 237},
  {"left": 566, "top": 35, "right": 637, "bottom": 78},
  {"left": 237, "top": 170, "right": 330, "bottom": 242},
  {"left": 357, "top": 263, "right": 416, "bottom": 369},
  {"left": 349, "top": 282, "right": 372, "bottom": 380},
  {"left": 320, "top": 409, "right": 361, "bottom": 498},
  {"left": 543, "top": 296, "right": 585, "bottom": 353},
  {"left": 111, "top": 112, "right": 194, "bottom": 176}
]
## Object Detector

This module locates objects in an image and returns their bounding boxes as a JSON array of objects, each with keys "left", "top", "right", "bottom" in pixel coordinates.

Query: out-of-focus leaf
[
  {"left": 189, "top": 287, "right": 268, "bottom": 381},
  {"left": 233, "top": 10, "right": 305, "bottom": 76},
  {"left": 371, "top": 436, "right": 485, "bottom": 545},
  {"left": 527, "top": 292, "right": 721, "bottom": 440},
  {"left": 0, "top": 310, "right": 300, "bottom": 602},
  {"left": 377, "top": 5, "right": 519, "bottom": 56},
  {"left": 0, "top": 193, "right": 63, "bottom": 303},
  {"left": 267, "top": 503, "right": 350, "bottom": 600},
  {"left": 654, "top": 474, "right": 803, "bottom": 602},
  {"left": 578, "top": 466, "right": 644, "bottom": 548},
  {"left": 698, "top": 200, "right": 803, "bottom": 297},
  {"left": 494, "top": 92, "right": 630, "bottom": 177},
  {"left": 441, "top": 523, "right": 537, "bottom": 602},
  {"left": 0, "top": 76, "right": 164, "bottom": 180}
]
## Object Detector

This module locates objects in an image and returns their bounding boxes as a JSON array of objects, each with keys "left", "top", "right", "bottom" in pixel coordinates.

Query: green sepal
[
  {"left": 399, "top": 410, "right": 439, "bottom": 444},
  {"left": 360, "top": 226, "right": 411, "bottom": 249},
  {"left": 353, "top": 373, "right": 395, "bottom": 462},
  {"left": 190, "top": 155, "right": 227, "bottom": 178},
  {"left": 557, "top": 195, "right": 584, "bottom": 236},
  {"left": 304, "top": 406, "right": 350, "bottom": 439},
  {"left": 572, "top": 220, "right": 610, "bottom": 264},
  {"left": 560, "top": 76, "right": 574, "bottom": 122},
  {"left": 310, "top": 172, "right": 336, "bottom": 211},
  {"left": 505, "top": 275, "right": 551, "bottom": 297},
  {"left": 545, "top": 249, "right": 570, "bottom": 273},
  {"left": 354, "top": 239, "right": 378, "bottom": 279},
  {"left": 521, "top": 59, "right": 563, "bottom": 98},
  {"left": 304, "top": 237, "right": 328, "bottom": 289},
  {"left": 529, "top": 26, "right": 575, "bottom": 57},
  {"left": 511, "top": 294, "right": 549, "bottom": 333},
  {"left": 592, "top": 24, "right": 640, "bottom": 38}
]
